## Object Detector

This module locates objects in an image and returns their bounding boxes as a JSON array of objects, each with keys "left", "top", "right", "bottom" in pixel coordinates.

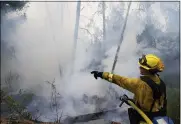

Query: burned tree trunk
[{"left": 71, "top": 1, "right": 81, "bottom": 74}]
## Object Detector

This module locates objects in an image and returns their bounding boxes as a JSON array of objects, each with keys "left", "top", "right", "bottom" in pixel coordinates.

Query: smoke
[{"left": 1, "top": 1, "right": 179, "bottom": 123}]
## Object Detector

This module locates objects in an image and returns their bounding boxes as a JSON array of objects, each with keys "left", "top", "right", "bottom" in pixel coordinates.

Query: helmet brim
[{"left": 138, "top": 62, "right": 150, "bottom": 70}]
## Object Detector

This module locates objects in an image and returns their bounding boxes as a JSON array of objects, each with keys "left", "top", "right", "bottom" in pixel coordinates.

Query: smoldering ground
[{"left": 1, "top": 1, "right": 179, "bottom": 123}]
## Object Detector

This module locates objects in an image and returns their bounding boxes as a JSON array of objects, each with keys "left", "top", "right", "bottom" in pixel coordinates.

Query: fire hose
[{"left": 119, "top": 94, "right": 153, "bottom": 124}]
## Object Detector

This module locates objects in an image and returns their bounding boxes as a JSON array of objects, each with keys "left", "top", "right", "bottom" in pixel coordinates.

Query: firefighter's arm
[{"left": 102, "top": 72, "right": 140, "bottom": 94}]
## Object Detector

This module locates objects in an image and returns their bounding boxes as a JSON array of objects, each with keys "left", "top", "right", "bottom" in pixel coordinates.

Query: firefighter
[{"left": 91, "top": 54, "right": 167, "bottom": 124}]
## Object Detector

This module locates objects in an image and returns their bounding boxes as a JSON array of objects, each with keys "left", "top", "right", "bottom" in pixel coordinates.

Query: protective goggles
[{"left": 139, "top": 55, "right": 152, "bottom": 68}]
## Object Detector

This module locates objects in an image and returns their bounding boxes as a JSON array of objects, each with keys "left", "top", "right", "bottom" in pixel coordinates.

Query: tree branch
[
  {"left": 80, "top": 6, "right": 84, "bottom": 11},
  {"left": 79, "top": 27, "right": 93, "bottom": 37}
]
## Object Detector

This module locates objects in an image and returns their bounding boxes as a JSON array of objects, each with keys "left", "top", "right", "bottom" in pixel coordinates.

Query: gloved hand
[{"left": 91, "top": 71, "right": 103, "bottom": 79}]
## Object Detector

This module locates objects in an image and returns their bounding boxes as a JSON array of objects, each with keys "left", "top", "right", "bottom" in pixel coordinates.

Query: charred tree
[{"left": 71, "top": 1, "right": 81, "bottom": 74}]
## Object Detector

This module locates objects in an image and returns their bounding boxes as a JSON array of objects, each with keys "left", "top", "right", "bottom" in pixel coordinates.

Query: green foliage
[
  {"left": 167, "top": 87, "right": 180, "bottom": 124},
  {"left": 1, "top": 72, "right": 34, "bottom": 120},
  {"left": 1, "top": 1, "right": 28, "bottom": 11},
  {"left": 1, "top": 89, "right": 33, "bottom": 120}
]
